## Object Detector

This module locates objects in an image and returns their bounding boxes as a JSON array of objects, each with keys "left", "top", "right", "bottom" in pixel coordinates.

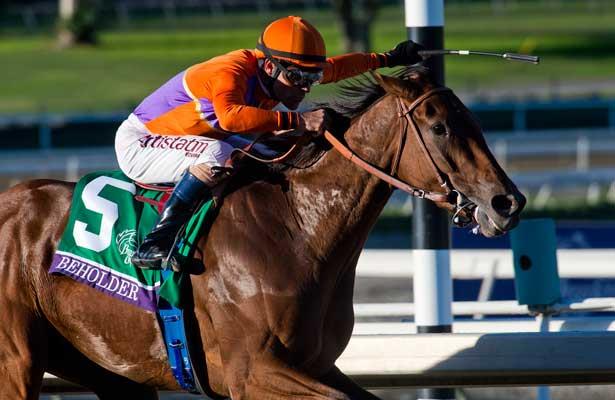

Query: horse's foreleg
[
  {"left": 320, "top": 366, "right": 382, "bottom": 400},
  {"left": 226, "top": 354, "right": 350, "bottom": 400},
  {"left": 0, "top": 304, "right": 47, "bottom": 400}
]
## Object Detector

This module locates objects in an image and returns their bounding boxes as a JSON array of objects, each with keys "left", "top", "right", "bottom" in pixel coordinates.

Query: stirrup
[
  {"left": 162, "top": 254, "right": 181, "bottom": 272},
  {"left": 160, "top": 221, "right": 190, "bottom": 272},
  {"left": 134, "top": 246, "right": 181, "bottom": 271},
  {"left": 132, "top": 251, "right": 165, "bottom": 270}
]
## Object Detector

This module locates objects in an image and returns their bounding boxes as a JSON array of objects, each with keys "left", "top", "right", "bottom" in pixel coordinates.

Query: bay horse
[{"left": 0, "top": 67, "right": 524, "bottom": 399}]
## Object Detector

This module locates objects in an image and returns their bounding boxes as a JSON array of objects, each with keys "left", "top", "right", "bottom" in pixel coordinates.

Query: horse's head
[{"left": 375, "top": 69, "right": 525, "bottom": 237}]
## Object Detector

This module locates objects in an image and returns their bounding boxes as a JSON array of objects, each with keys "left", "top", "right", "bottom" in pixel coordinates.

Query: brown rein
[
  {"left": 231, "top": 133, "right": 309, "bottom": 164},
  {"left": 323, "top": 130, "right": 448, "bottom": 202}
]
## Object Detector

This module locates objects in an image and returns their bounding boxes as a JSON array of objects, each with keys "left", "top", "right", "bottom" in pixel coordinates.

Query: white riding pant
[{"left": 115, "top": 114, "right": 235, "bottom": 184}]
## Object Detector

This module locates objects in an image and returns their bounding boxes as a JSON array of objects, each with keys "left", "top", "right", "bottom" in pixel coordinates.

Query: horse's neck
[{"left": 287, "top": 95, "right": 399, "bottom": 259}]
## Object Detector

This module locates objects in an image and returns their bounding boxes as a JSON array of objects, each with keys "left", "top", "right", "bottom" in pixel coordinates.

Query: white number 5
[{"left": 73, "top": 176, "right": 136, "bottom": 252}]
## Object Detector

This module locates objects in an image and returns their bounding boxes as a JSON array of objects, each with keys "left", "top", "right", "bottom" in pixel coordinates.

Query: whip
[{"left": 418, "top": 49, "right": 540, "bottom": 64}]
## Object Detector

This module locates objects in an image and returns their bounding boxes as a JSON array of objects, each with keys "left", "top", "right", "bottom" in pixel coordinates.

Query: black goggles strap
[{"left": 258, "top": 37, "right": 292, "bottom": 73}]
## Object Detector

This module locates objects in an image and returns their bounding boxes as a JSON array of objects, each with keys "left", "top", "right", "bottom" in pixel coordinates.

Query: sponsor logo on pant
[{"left": 138, "top": 134, "right": 209, "bottom": 157}]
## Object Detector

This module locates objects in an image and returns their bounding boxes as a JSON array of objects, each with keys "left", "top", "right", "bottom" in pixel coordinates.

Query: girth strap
[{"left": 157, "top": 269, "right": 207, "bottom": 395}]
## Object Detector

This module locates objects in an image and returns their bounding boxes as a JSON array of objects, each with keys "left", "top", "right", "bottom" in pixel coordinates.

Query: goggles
[
  {"left": 257, "top": 35, "right": 323, "bottom": 88},
  {"left": 280, "top": 66, "right": 323, "bottom": 88}
]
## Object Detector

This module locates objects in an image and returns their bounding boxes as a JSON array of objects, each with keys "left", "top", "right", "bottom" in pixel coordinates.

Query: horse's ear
[{"left": 372, "top": 72, "right": 408, "bottom": 97}]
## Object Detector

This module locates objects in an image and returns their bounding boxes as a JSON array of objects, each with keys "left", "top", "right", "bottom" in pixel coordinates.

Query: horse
[{"left": 0, "top": 67, "right": 525, "bottom": 399}]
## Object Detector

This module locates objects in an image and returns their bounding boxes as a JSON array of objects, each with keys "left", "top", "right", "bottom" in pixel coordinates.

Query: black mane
[{"left": 324, "top": 65, "right": 432, "bottom": 119}]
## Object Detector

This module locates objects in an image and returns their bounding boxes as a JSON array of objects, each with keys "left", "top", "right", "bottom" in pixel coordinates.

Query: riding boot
[{"left": 132, "top": 171, "right": 211, "bottom": 271}]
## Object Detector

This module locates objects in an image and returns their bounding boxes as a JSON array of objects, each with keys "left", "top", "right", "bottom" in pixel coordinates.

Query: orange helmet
[{"left": 256, "top": 16, "right": 326, "bottom": 69}]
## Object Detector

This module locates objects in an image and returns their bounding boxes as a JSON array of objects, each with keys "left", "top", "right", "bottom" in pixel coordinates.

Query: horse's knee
[
  {"left": 320, "top": 366, "right": 381, "bottom": 400},
  {"left": 236, "top": 358, "right": 349, "bottom": 400}
]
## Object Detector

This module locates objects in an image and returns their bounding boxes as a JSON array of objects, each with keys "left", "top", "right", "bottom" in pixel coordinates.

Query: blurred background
[
  {"left": 2, "top": 0, "right": 615, "bottom": 219},
  {"left": 2, "top": 0, "right": 614, "bottom": 399}
]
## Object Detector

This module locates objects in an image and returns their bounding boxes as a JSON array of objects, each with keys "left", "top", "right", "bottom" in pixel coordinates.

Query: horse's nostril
[{"left": 491, "top": 194, "right": 516, "bottom": 216}]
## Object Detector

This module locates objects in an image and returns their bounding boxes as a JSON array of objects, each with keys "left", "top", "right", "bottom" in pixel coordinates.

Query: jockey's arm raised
[
  {"left": 182, "top": 50, "right": 389, "bottom": 135},
  {"left": 321, "top": 52, "right": 386, "bottom": 84}
]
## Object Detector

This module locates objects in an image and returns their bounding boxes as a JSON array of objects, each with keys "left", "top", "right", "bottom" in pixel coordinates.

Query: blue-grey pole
[{"left": 405, "top": 1, "right": 455, "bottom": 400}]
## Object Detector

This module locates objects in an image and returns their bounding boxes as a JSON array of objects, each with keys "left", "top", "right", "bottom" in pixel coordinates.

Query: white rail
[
  {"left": 352, "top": 317, "right": 615, "bottom": 335},
  {"left": 356, "top": 249, "right": 615, "bottom": 279},
  {"left": 339, "top": 331, "right": 615, "bottom": 388},
  {"left": 353, "top": 297, "right": 615, "bottom": 318},
  {"left": 43, "top": 330, "right": 615, "bottom": 391}
]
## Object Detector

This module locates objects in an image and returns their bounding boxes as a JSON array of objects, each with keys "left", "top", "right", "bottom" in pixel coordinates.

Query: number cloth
[{"left": 49, "top": 170, "right": 213, "bottom": 311}]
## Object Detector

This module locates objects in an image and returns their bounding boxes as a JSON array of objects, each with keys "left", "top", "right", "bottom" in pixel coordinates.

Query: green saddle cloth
[{"left": 49, "top": 170, "right": 213, "bottom": 311}]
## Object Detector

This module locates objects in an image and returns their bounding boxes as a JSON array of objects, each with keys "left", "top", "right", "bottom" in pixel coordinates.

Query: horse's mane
[
  {"left": 325, "top": 65, "right": 432, "bottom": 119},
  {"left": 231, "top": 66, "right": 432, "bottom": 186}
]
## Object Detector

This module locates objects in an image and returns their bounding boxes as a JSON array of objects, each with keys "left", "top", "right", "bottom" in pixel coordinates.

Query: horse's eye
[{"left": 431, "top": 123, "right": 447, "bottom": 136}]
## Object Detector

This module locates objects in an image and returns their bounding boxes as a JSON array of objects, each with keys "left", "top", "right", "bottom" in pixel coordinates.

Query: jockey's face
[{"left": 263, "top": 59, "right": 321, "bottom": 110}]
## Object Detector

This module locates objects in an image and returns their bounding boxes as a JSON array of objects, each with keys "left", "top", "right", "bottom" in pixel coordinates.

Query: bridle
[
  {"left": 324, "top": 86, "right": 476, "bottom": 227},
  {"left": 234, "top": 86, "right": 476, "bottom": 227}
]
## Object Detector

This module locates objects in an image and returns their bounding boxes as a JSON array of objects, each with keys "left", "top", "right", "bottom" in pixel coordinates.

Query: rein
[
  {"left": 231, "top": 133, "right": 309, "bottom": 164},
  {"left": 323, "top": 131, "right": 448, "bottom": 202}
]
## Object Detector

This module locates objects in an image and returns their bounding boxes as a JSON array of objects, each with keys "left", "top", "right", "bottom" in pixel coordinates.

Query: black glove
[{"left": 384, "top": 40, "right": 425, "bottom": 67}]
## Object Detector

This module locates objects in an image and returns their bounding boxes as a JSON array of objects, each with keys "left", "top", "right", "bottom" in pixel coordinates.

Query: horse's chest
[
  {"left": 286, "top": 287, "right": 355, "bottom": 374},
  {"left": 204, "top": 228, "right": 357, "bottom": 372}
]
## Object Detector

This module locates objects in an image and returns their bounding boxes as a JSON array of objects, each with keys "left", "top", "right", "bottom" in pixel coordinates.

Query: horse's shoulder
[
  {"left": 220, "top": 178, "right": 289, "bottom": 220},
  {"left": 206, "top": 178, "right": 294, "bottom": 252}
]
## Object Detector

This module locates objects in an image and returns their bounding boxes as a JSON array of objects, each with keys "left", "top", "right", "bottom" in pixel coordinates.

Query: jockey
[{"left": 115, "top": 15, "right": 424, "bottom": 271}]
